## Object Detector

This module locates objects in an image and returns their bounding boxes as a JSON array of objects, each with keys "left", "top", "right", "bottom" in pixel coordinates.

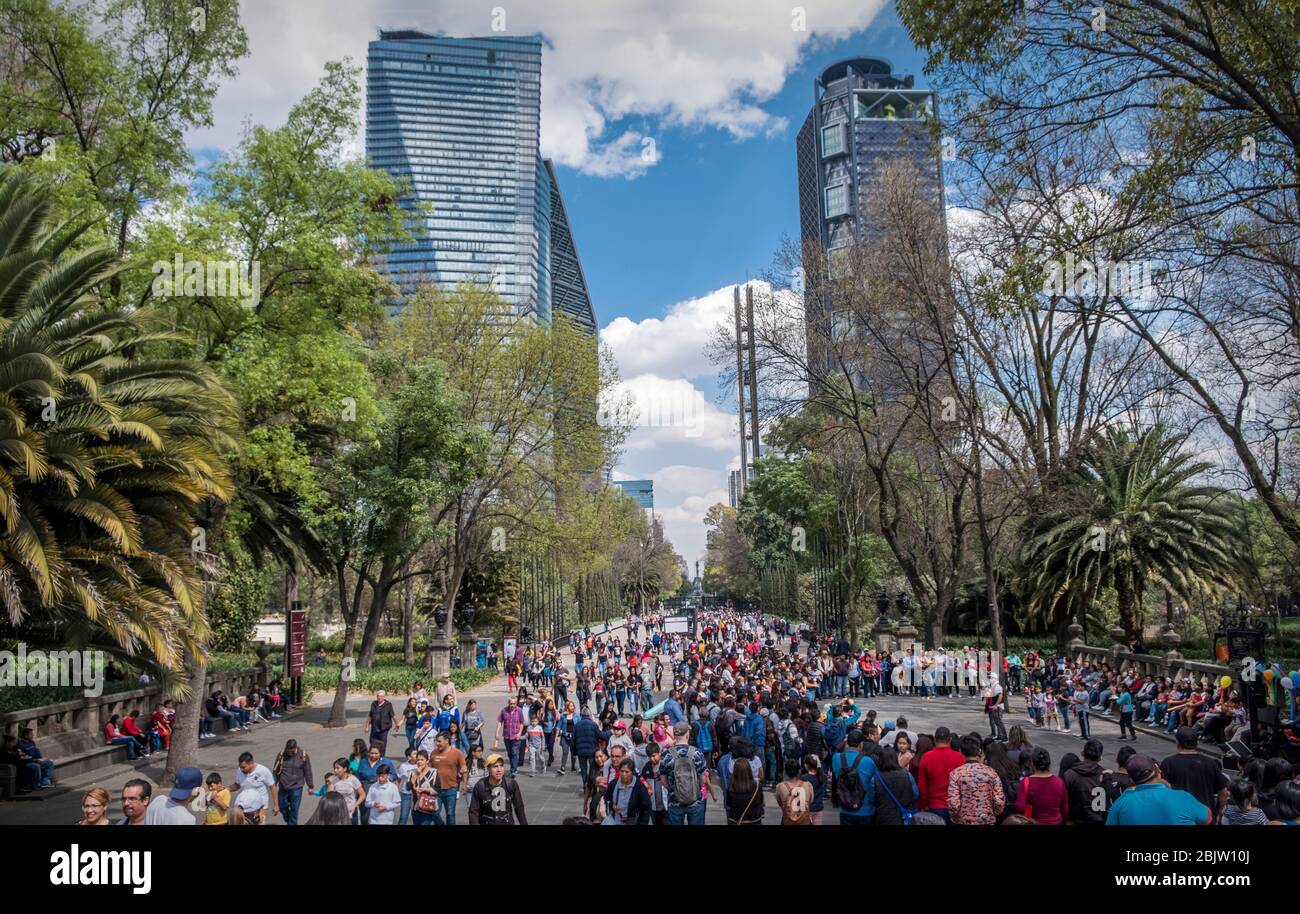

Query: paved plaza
[{"left": 0, "top": 628, "right": 1194, "bottom": 825}]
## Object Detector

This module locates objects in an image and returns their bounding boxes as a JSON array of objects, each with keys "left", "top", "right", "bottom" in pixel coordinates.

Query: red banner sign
[{"left": 288, "top": 609, "right": 307, "bottom": 678}]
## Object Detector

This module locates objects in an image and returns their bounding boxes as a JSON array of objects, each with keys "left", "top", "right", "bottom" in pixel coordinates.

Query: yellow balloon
[{"left": 1220, "top": 675, "right": 1232, "bottom": 689}]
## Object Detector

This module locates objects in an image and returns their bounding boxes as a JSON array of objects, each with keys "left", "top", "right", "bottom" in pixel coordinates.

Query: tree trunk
[
  {"left": 357, "top": 559, "right": 395, "bottom": 667},
  {"left": 163, "top": 643, "right": 208, "bottom": 785},
  {"left": 327, "top": 564, "right": 365, "bottom": 729},
  {"left": 1116, "top": 569, "right": 1137, "bottom": 640},
  {"left": 327, "top": 615, "right": 359, "bottom": 728},
  {"left": 1054, "top": 606, "right": 1072, "bottom": 654},
  {"left": 403, "top": 576, "right": 415, "bottom": 664}
]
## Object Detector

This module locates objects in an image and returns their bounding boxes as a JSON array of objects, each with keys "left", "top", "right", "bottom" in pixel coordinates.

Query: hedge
[{"left": 299, "top": 661, "right": 496, "bottom": 696}]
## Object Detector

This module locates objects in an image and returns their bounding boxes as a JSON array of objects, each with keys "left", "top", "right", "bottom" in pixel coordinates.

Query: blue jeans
[
  {"left": 1077, "top": 709, "right": 1090, "bottom": 738},
  {"left": 412, "top": 808, "right": 438, "bottom": 825},
  {"left": 21, "top": 759, "right": 53, "bottom": 788},
  {"left": 199, "top": 716, "right": 214, "bottom": 736},
  {"left": 279, "top": 787, "right": 302, "bottom": 825},
  {"left": 435, "top": 787, "right": 459, "bottom": 825},
  {"left": 110, "top": 736, "right": 138, "bottom": 759},
  {"left": 406, "top": 723, "right": 418, "bottom": 751},
  {"left": 666, "top": 800, "right": 707, "bottom": 825},
  {"left": 505, "top": 738, "right": 523, "bottom": 775},
  {"left": 399, "top": 792, "right": 412, "bottom": 825},
  {"left": 835, "top": 675, "right": 848, "bottom": 697}
]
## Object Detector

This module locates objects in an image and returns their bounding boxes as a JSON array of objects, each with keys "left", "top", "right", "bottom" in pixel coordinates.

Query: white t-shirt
[
  {"left": 881, "top": 728, "right": 917, "bottom": 749},
  {"left": 397, "top": 761, "right": 418, "bottom": 792},
  {"left": 365, "top": 780, "right": 401, "bottom": 824},
  {"left": 234, "top": 763, "right": 275, "bottom": 812},
  {"left": 331, "top": 774, "right": 364, "bottom": 813},
  {"left": 144, "top": 796, "right": 197, "bottom": 825}
]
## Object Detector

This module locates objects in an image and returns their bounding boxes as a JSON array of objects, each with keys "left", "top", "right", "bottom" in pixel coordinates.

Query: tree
[
  {"left": 313, "top": 358, "right": 466, "bottom": 727},
  {"left": 898, "top": 0, "right": 1300, "bottom": 551},
  {"left": 1019, "top": 426, "right": 1248, "bottom": 642},
  {"left": 134, "top": 60, "right": 406, "bottom": 773},
  {"left": 382, "top": 283, "right": 621, "bottom": 672},
  {"left": 0, "top": 0, "right": 248, "bottom": 262},
  {"left": 0, "top": 170, "right": 236, "bottom": 680}
]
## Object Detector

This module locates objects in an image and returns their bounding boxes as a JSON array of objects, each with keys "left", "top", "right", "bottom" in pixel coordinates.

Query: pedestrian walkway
[{"left": 0, "top": 620, "right": 1191, "bottom": 825}]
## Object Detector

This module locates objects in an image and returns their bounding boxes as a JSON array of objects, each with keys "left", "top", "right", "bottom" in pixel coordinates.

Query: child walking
[{"left": 526, "top": 712, "right": 546, "bottom": 777}]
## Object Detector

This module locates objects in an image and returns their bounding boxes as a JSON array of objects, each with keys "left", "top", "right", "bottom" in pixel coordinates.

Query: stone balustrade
[{"left": 1, "top": 660, "right": 272, "bottom": 744}]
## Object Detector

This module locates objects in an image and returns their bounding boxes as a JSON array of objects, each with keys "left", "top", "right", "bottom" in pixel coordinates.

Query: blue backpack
[{"left": 692, "top": 719, "right": 714, "bottom": 752}]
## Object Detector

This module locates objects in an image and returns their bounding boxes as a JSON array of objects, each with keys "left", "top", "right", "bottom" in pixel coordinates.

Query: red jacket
[{"left": 917, "top": 745, "right": 965, "bottom": 810}]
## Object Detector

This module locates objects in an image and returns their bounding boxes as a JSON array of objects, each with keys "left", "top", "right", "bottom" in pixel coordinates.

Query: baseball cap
[
  {"left": 613, "top": 721, "right": 627, "bottom": 730},
  {"left": 169, "top": 766, "right": 203, "bottom": 800},
  {"left": 485, "top": 753, "right": 506, "bottom": 767},
  {"left": 1125, "top": 754, "right": 1158, "bottom": 784}
]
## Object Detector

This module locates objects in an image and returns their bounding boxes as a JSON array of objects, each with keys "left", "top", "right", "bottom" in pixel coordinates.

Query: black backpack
[{"left": 837, "top": 750, "right": 867, "bottom": 813}]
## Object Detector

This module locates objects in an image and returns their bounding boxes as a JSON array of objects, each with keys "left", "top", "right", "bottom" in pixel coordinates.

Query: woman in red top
[
  {"left": 120, "top": 710, "right": 151, "bottom": 757},
  {"left": 1015, "top": 747, "right": 1069, "bottom": 825},
  {"left": 103, "top": 715, "right": 140, "bottom": 760}
]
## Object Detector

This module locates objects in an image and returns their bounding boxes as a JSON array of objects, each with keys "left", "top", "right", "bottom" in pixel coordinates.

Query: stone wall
[{"left": 1, "top": 661, "right": 272, "bottom": 744}]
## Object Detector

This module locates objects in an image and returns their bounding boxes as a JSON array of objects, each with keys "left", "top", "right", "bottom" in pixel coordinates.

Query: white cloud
[
  {"left": 601, "top": 281, "right": 776, "bottom": 379},
  {"left": 195, "top": 0, "right": 888, "bottom": 178},
  {"left": 607, "top": 373, "right": 738, "bottom": 452},
  {"left": 658, "top": 490, "right": 729, "bottom": 567}
]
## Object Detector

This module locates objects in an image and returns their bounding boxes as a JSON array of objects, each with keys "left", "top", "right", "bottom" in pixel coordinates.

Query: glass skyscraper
[
  {"left": 795, "top": 57, "right": 944, "bottom": 255},
  {"left": 614, "top": 479, "right": 654, "bottom": 511},
  {"left": 794, "top": 57, "right": 946, "bottom": 383},
  {"left": 366, "top": 31, "right": 594, "bottom": 330}
]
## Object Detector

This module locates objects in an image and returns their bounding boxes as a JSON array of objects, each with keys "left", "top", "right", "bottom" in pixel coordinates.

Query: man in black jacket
[
  {"left": 469, "top": 754, "right": 527, "bottom": 825},
  {"left": 1063, "top": 738, "right": 1105, "bottom": 824}
]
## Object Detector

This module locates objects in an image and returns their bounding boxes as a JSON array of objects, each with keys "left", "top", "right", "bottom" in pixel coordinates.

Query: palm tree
[
  {"left": 0, "top": 170, "right": 237, "bottom": 678},
  {"left": 1019, "top": 426, "right": 1246, "bottom": 642}
]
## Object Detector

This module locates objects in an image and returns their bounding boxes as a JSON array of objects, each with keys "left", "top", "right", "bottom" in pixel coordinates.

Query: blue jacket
[
  {"left": 831, "top": 749, "right": 879, "bottom": 818},
  {"left": 744, "top": 710, "right": 766, "bottom": 746},
  {"left": 572, "top": 715, "right": 609, "bottom": 756},
  {"left": 822, "top": 718, "right": 846, "bottom": 752}
]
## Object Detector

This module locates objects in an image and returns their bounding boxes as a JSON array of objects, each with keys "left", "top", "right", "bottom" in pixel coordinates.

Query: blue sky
[
  {"left": 564, "top": 20, "right": 928, "bottom": 319},
  {"left": 191, "top": 0, "right": 933, "bottom": 566}
]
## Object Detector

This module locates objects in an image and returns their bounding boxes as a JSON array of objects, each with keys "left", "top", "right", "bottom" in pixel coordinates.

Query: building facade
[
  {"left": 614, "top": 479, "right": 654, "bottom": 511},
  {"left": 795, "top": 57, "right": 943, "bottom": 256},
  {"left": 366, "top": 31, "right": 595, "bottom": 330},
  {"left": 794, "top": 56, "right": 946, "bottom": 386}
]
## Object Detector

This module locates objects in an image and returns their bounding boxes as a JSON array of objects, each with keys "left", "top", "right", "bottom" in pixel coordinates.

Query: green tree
[
  {"left": 382, "top": 283, "right": 622, "bottom": 672},
  {"left": 0, "top": 170, "right": 236, "bottom": 679},
  {"left": 1019, "top": 426, "right": 1249, "bottom": 643},
  {"left": 0, "top": 0, "right": 249, "bottom": 259}
]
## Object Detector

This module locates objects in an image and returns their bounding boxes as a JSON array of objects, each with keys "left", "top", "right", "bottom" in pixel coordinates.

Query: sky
[{"left": 192, "top": 0, "right": 933, "bottom": 568}]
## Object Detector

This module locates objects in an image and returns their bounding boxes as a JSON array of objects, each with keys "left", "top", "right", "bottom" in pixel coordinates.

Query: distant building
[
  {"left": 728, "top": 469, "right": 742, "bottom": 507},
  {"left": 794, "top": 57, "right": 946, "bottom": 383},
  {"left": 615, "top": 479, "right": 654, "bottom": 511},
  {"left": 366, "top": 31, "right": 595, "bottom": 331}
]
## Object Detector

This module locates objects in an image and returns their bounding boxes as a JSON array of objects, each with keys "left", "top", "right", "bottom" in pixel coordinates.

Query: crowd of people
[{"left": 44, "top": 606, "right": 1300, "bottom": 826}]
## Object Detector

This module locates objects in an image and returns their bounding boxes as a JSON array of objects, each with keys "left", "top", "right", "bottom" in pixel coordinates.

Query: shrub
[{"left": 300, "top": 660, "right": 495, "bottom": 696}]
